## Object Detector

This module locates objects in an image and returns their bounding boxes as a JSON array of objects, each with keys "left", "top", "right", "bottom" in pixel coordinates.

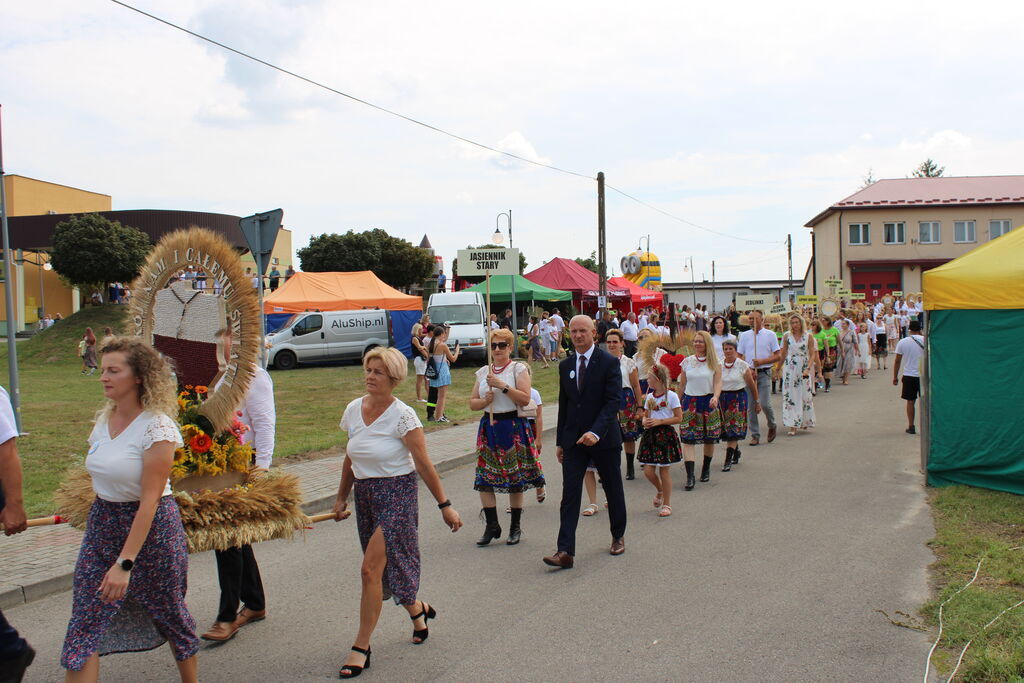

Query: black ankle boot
[
  {"left": 732, "top": 446, "right": 741, "bottom": 464},
  {"left": 684, "top": 461, "right": 696, "bottom": 490},
  {"left": 723, "top": 447, "right": 734, "bottom": 472},
  {"left": 700, "top": 455, "right": 713, "bottom": 482},
  {"left": 824, "top": 378, "right": 831, "bottom": 392},
  {"left": 625, "top": 452, "right": 635, "bottom": 480},
  {"left": 476, "top": 507, "right": 501, "bottom": 546},
  {"left": 507, "top": 508, "right": 522, "bottom": 545}
]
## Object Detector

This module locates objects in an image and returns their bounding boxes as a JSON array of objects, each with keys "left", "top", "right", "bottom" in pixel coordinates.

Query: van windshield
[{"left": 428, "top": 305, "right": 482, "bottom": 325}]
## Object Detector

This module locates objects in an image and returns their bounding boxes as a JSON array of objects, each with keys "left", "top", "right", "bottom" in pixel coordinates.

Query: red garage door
[{"left": 851, "top": 269, "right": 901, "bottom": 302}]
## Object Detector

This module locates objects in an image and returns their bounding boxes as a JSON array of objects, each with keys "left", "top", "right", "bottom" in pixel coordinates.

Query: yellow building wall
[
  {"left": 4, "top": 175, "right": 111, "bottom": 216},
  {"left": 239, "top": 227, "right": 295, "bottom": 281}
]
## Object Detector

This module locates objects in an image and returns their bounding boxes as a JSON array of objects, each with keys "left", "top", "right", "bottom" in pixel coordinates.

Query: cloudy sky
[{"left": 3, "top": 0, "right": 1022, "bottom": 285}]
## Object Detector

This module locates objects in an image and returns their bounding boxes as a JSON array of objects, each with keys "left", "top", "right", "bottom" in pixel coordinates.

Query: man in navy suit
[{"left": 543, "top": 315, "right": 627, "bottom": 569}]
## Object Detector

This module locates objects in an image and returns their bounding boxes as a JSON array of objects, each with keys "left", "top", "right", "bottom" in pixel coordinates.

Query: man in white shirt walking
[
  {"left": 736, "top": 310, "right": 780, "bottom": 445},
  {"left": 202, "top": 328, "right": 277, "bottom": 642},
  {"left": 620, "top": 312, "right": 639, "bottom": 358},
  {"left": 550, "top": 309, "right": 565, "bottom": 358},
  {"left": 893, "top": 320, "right": 925, "bottom": 434}
]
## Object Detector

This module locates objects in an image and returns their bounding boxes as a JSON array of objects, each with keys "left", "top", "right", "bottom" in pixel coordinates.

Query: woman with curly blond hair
[{"left": 61, "top": 337, "right": 199, "bottom": 682}]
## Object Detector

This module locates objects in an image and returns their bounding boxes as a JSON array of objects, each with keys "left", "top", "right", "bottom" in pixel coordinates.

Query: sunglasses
[{"left": 490, "top": 342, "right": 509, "bottom": 350}]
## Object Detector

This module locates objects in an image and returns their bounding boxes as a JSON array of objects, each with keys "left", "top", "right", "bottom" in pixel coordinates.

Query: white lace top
[
  {"left": 475, "top": 362, "right": 527, "bottom": 413},
  {"left": 87, "top": 411, "right": 182, "bottom": 502},
  {"left": 340, "top": 397, "right": 422, "bottom": 479}
]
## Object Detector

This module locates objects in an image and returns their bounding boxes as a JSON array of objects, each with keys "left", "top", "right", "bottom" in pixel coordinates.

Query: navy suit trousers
[{"left": 557, "top": 445, "right": 627, "bottom": 556}]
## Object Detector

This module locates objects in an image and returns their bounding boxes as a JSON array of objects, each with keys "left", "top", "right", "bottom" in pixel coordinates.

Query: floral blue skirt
[
  {"left": 354, "top": 472, "right": 420, "bottom": 606},
  {"left": 719, "top": 389, "right": 748, "bottom": 441},
  {"left": 61, "top": 496, "right": 198, "bottom": 671},
  {"left": 474, "top": 414, "right": 545, "bottom": 493}
]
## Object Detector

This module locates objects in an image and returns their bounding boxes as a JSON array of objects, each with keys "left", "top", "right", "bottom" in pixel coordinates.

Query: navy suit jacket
[{"left": 557, "top": 347, "right": 623, "bottom": 452}]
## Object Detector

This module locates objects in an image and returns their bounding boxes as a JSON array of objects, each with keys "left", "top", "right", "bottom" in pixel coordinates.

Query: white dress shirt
[
  {"left": 620, "top": 319, "right": 639, "bottom": 341},
  {"left": 736, "top": 328, "right": 781, "bottom": 368},
  {"left": 233, "top": 366, "right": 277, "bottom": 468}
]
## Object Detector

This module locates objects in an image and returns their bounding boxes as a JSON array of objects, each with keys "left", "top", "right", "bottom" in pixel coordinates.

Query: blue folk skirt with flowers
[
  {"left": 474, "top": 413, "right": 545, "bottom": 493},
  {"left": 719, "top": 389, "right": 749, "bottom": 441},
  {"left": 354, "top": 472, "right": 420, "bottom": 606},
  {"left": 61, "top": 496, "right": 198, "bottom": 671},
  {"left": 680, "top": 394, "right": 722, "bottom": 445},
  {"left": 618, "top": 387, "right": 643, "bottom": 441}
]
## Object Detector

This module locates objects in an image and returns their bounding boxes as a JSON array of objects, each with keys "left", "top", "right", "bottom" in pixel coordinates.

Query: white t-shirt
[
  {"left": 620, "top": 319, "right": 639, "bottom": 341},
  {"left": 894, "top": 335, "right": 925, "bottom": 378},
  {"left": 530, "top": 388, "right": 542, "bottom": 406},
  {"left": 736, "top": 328, "right": 781, "bottom": 367},
  {"left": 681, "top": 356, "right": 716, "bottom": 396},
  {"left": 643, "top": 390, "right": 681, "bottom": 420},
  {"left": 0, "top": 387, "right": 18, "bottom": 445},
  {"left": 618, "top": 355, "right": 637, "bottom": 389},
  {"left": 720, "top": 358, "right": 752, "bottom": 392},
  {"left": 638, "top": 314, "right": 649, "bottom": 328},
  {"left": 550, "top": 314, "right": 565, "bottom": 332},
  {"left": 340, "top": 397, "right": 422, "bottom": 479},
  {"left": 539, "top": 319, "right": 551, "bottom": 338},
  {"left": 710, "top": 333, "right": 737, "bottom": 359},
  {"left": 87, "top": 411, "right": 182, "bottom": 503},
  {"left": 489, "top": 321, "right": 500, "bottom": 330}
]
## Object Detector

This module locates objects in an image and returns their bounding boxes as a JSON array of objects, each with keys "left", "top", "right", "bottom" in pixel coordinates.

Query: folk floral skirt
[
  {"left": 680, "top": 394, "right": 722, "bottom": 445},
  {"left": 636, "top": 424, "right": 682, "bottom": 466},
  {"left": 61, "top": 496, "right": 198, "bottom": 671},
  {"left": 354, "top": 472, "right": 420, "bottom": 606},
  {"left": 474, "top": 414, "right": 545, "bottom": 493},
  {"left": 618, "top": 387, "right": 643, "bottom": 442},
  {"left": 719, "top": 389, "right": 749, "bottom": 441}
]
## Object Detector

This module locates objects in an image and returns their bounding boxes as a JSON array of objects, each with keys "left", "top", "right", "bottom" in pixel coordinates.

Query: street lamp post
[
  {"left": 683, "top": 256, "right": 696, "bottom": 308},
  {"left": 493, "top": 210, "right": 517, "bottom": 358}
]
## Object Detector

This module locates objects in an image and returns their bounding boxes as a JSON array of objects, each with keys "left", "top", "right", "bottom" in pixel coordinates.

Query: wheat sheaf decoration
[{"left": 130, "top": 226, "right": 261, "bottom": 433}]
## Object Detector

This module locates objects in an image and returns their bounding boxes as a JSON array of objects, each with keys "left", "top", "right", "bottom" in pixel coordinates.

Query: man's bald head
[{"left": 569, "top": 315, "right": 596, "bottom": 353}]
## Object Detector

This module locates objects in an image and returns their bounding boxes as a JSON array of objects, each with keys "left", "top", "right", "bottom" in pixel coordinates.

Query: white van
[
  {"left": 426, "top": 291, "right": 488, "bottom": 361},
  {"left": 268, "top": 309, "right": 393, "bottom": 370}
]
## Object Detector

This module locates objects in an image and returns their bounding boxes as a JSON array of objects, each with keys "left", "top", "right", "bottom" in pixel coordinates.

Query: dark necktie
[{"left": 578, "top": 355, "right": 587, "bottom": 391}]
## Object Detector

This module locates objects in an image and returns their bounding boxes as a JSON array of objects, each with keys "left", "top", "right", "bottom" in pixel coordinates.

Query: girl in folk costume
[
  {"left": 677, "top": 331, "right": 723, "bottom": 490},
  {"left": 856, "top": 322, "right": 872, "bottom": 378},
  {"left": 636, "top": 362, "right": 682, "bottom": 517},
  {"left": 604, "top": 329, "right": 643, "bottom": 481},
  {"left": 468, "top": 328, "right": 545, "bottom": 547}
]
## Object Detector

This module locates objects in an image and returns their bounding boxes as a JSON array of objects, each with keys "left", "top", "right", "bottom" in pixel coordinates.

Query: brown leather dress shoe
[
  {"left": 767, "top": 426, "right": 777, "bottom": 443},
  {"left": 542, "top": 551, "right": 574, "bottom": 569},
  {"left": 201, "top": 621, "right": 240, "bottom": 642},
  {"left": 234, "top": 607, "right": 267, "bottom": 628},
  {"left": 610, "top": 538, "right": 625, "bottom": 555}
]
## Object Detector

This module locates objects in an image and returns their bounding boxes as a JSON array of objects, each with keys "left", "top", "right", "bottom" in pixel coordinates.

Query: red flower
[{"left": 189, "top": 433, "right": 212, "bottom": 453}]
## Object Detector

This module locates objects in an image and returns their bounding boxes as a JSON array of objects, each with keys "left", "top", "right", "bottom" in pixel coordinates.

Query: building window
[
  {"left": 883, "top": 222, "right": 905, "bottom": 244},
  {"left": 849, "top": 223, "right": 870, "bottom": 245},
  {"left": 954, "top": 220, "right": 976, "bottom": 243},
  {"left": 919, "top": 221, "right": 941, "bottom": 244},
  {"left": 990, "top": 219, "right": 1011, "bottom": 240}
]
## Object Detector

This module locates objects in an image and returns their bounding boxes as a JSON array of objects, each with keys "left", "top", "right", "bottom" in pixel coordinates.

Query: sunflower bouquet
[{"left": 171, "top": 385, "right": 254, "bottom": 482}]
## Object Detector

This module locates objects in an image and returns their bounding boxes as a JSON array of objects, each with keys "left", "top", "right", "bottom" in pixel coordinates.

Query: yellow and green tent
[{"left": 922, "top": 225, "right": 1024, "bottom": 493}]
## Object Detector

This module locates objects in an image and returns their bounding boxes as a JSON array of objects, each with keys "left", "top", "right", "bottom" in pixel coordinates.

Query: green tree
[
  {"left": 50, "top": 213, "right": 151, "bottom": 294},
  {"left": 574, "top": 251, "right": 598, "bottom": 273},
  {"left": 297, "top": 229, "right": 433, "bottom": 289},
  {"left": 860, "top": 168, "right": 877, "bottom": 189},
  {"left": 912, "top": 158, "right": 945, "bottom": 178},
  {"left": 451, "top": 243, "right": 527, "bottom": 282}
]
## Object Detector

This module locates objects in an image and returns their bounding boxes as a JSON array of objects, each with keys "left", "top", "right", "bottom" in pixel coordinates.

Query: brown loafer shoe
[
  {"left": 234, "top": 607, "right": 267, "bottom": 628},
  {"left": 201, "top": 621, "right": 239, "bottom": 642},
  {"left": 767, "top": 426, "right": 777, "bottom": 443},
  {"left": 610, "top": 537, "right": 625, "bottom": 556},
  {"left": 542, "top": 551, "right": 574, "bottom": 569}
]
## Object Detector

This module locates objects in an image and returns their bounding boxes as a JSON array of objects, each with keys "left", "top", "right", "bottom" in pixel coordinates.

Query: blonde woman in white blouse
[
  {"left": 677, "top": 331, "right": 723, "bottom": 490},
  {"left": 61, "top": 337, "right": 198, "bottom": 682},
  {"left": 333, "top": 347, "right": 462, "bottom": 679}
]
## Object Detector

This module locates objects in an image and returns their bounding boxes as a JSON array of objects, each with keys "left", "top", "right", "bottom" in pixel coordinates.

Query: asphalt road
[{"left": 8, "top": 370, "right": 935, "bottom": 682}]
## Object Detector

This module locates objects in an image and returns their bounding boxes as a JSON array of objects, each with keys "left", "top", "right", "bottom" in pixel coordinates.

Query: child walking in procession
[{"left": 636, "top": 363, "right": 682, "bottom": 517}]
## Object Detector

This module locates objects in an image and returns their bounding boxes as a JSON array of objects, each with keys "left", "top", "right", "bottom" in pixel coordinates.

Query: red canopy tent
[
  {"left": 607, "top": 276, "right": 664, "bottom": 313},
  {"left": 524, "top": 257, "right": 631, "bottom": 314}
]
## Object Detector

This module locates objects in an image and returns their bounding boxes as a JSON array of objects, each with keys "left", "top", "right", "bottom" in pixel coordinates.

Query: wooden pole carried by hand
[{"left": 486, "top": 271, "right": 495, "bottom": 425}]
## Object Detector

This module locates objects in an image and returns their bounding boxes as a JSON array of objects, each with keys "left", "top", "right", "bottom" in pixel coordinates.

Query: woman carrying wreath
[
  {"left": 61, "top": 337, "right": 199, "bottom": 682},
  {"left": 469, "top": 328, "right": 545, "bottom": 547},
  {"left": 333, "top": 347, "right": 463, "bottom": 679}
]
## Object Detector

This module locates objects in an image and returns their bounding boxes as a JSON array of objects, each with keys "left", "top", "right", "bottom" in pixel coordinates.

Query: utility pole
[
  {"left": 597, "top": 172, "right": 607, "bottom": 315},
  {"left": 711, "top": 260, "right": 716, "bottom": 313},
  {"left": 786, "top": 233, "right": 794, "bottom": 306},
  {"left": 0, "top": 105, "right": 22, "bottom": 432}
]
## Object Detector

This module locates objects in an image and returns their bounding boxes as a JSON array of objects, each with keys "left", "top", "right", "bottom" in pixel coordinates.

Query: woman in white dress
[
  {"left": 780, "top": 315, "right": 818, "bottom": 435},
  {"left": 856, "top": 322, "right": 871, "bottom": 378}
]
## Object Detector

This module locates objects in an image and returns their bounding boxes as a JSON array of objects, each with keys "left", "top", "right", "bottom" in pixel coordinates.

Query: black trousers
[
  {"left": 214, "top": 544, "right": 265, "bottom": 623},
  {"left": 624, "top": 340, "right": 637, "bottom": 358},
  {"left": 557, "top": 445, "right": 627, "bottom": 556}
]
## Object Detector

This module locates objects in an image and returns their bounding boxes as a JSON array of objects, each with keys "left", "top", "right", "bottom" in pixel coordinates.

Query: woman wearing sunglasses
[{"left": 468, "top": 328, "right": 545, "bottom": 547}]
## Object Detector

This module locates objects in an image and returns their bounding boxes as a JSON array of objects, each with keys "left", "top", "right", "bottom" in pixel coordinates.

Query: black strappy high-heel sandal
[
  {"left": 410, "top": 601, "right": 437, "bottom": 644},
  {"left": 339, "top": 646, "right": 371, "bottom": 678}
]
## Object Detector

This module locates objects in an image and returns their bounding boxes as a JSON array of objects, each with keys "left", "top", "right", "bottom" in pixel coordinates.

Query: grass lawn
[
  {"left": 2, "top": 305, "right": 563, "bottom": 516},
  {"left": 924, "top": 485, "right": 1024, "bottom": 681}
]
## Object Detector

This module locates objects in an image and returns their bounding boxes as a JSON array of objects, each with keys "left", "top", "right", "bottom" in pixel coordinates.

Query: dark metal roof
[{"left": 7, "top": 209, "right": 246, "bottom": 251}]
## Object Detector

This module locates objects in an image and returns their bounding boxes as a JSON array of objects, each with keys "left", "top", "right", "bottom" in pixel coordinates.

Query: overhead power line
[{"left": 109, "top": 0, "right": 783, "bottom": 246}]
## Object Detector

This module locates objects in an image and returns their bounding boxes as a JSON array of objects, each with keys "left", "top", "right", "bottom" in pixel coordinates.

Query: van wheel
[
  {"left": 274, "top": 350, "right": 297, "bottom": 370},
  {"left": 362, "top": 345, "right": 379, "bottom": 360}
]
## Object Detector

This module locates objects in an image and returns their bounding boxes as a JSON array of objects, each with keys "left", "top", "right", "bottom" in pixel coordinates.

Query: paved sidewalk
[{"left": 0, "top": 409, "right": 556, "bottom": 609}]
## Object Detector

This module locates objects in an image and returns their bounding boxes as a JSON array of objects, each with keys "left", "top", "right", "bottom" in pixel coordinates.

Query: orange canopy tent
[{"left": 263, "top": 271, "right": 421, "bottom": 314}]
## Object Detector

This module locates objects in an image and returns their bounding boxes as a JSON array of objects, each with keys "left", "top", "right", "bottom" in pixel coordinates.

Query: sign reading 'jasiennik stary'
[{"left": 456, "top": 248, "right": 520, "bottom": 276}]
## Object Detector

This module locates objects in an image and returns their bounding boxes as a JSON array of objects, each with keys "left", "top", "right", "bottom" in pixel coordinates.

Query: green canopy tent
[
  {"left": 922, "top": 225, "right": 1024, "bottom": 494},
  {"left": 463, "top": 274, "right": 572, "bottom": 305}
]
